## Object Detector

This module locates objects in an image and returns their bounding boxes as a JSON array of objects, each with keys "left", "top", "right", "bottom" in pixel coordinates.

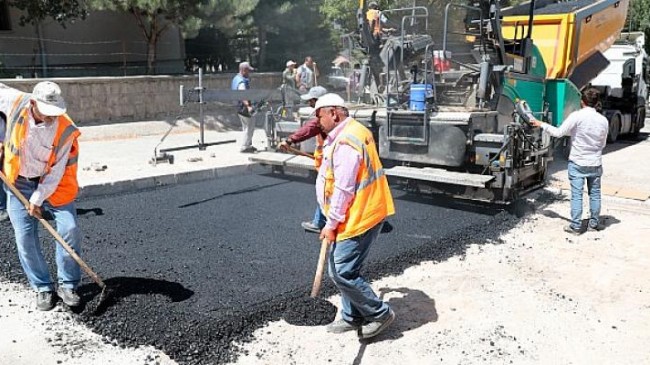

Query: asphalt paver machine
[{"left": 250, "top": 0, "right": 629, "bottom": 204}]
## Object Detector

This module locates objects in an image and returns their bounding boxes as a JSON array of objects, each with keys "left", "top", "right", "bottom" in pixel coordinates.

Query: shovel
[
  {"left": 283, "top": 145, "right": 315, "bottom": 160},
  {"left": 310, "top": 238, "right": 330, "bottom": 297},
  {"left": 0, "top": 171, "right": 109, "bottom": 306}
]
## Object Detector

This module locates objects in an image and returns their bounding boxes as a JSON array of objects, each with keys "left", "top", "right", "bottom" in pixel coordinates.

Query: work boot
[
  {"left": 36, "top": 291, "right": 55, "bottom": 311},
  {"left": 57, "top": 287, "right": 81, "bottom": 307},
  {"left": 240, "top": 146, "right": 258, "bottom": 153},
  {"left": 563, "top": 225, "right": 582, "bottom": 236},
  {"left": 588, "top": 222, "right": 605, "bottom": 232},
  {"left": 0, "top": 210, "right": 8, "bottom": 222},
  {"left": 326, "top": 319, "right": 362, "bottom": 334},
  {"left": 301, "top": 221, "right": 321, "bottom": 234},
  {"left": 359, "top": 310, "right": 395, "bottom": 339}
]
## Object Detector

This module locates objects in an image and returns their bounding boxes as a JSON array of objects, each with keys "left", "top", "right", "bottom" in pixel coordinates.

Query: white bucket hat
[{"left": 32, "top": 81, "right": 67, "bottom": 117}]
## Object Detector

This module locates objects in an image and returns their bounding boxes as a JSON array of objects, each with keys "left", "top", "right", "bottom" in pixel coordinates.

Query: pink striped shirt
[{"left": 316, "top": 117, "right": 362, "bottom": 231}]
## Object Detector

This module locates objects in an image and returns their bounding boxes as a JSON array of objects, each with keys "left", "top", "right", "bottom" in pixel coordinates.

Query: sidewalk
[{"left": 77, "top": 119, "right": 268, "bottom": 197}]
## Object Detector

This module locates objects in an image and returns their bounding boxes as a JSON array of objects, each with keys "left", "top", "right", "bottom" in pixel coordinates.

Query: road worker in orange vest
[
  {"left": 278, "top": 86, "right": 329, "bottom": 233},
  {"left": 0, "top": 81, "right": 83, "bottom": 311},
  {"left": 313, "top": 93, "right": 396, "bottom": 339}
]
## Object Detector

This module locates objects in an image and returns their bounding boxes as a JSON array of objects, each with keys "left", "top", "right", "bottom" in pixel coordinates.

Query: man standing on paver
[
  {"left": 279, "top": 85, "right": 328, "bottom": 233},
  {"left": 531, "top": 87, "right": 609, "bottom": 234},
  {"left": 313, "top": 93, "right": 396, "bottom": 339},
  {"left": 232, "top": 61, "right": 257, "bottom": 153},
  {"left": 0, "top": 81, "right": 82, "bottom": 311}
]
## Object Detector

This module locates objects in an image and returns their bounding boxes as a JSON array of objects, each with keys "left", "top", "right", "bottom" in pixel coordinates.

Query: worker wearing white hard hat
[
  {"left": 312, "top": 92, "right": 396, "bottom": 339},
  {"left": 0, "top": 81, "right": 83, "bottom": 311}
]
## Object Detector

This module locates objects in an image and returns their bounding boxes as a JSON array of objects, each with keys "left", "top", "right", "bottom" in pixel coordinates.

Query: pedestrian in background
[
  {"left": 531, "top": 87, "right": 608, "bottom": 234},
  {"left": 313, "top": 93, "right": 396, "bottom": 339},
  {"left": 232, "top": 61, "right": 257, "bottom": 153},
  {"left": 0, "top": 111, "right": 7, "bottom": 222},
  {"left": 283, "top": 60, "right": 297, "bottom": 90},
  {"left": 282, "top": 60, "right": 298, "bottom": 107},
  {"left": 278, "top": 86, "right": 328, "bottom": 233},
  {"left": 296, "top": 56, "right": 320, "bottom": 93},
  {"left": 0, "top": 81, "right": 83, "bottom": 311}
]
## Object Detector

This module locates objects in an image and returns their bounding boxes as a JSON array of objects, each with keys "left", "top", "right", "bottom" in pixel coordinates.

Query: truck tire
[
  {"left": 607, "top": 114, "right": 620, "bottom": 143},
  {"left": 631, "top": 108, "right": 645, "bottom": 137}
]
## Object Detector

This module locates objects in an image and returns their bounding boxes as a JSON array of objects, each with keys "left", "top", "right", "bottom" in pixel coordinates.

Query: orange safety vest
[
  {"left": 366, "top": 9, "right": 381, "bottom": 37},
  {"left": 3, "top": 94, "right": 81, "bottom": 207},
  {"left": 314, "top": 134, "right": 324, "bottom": 170},
  {"left": 323, "top": 119, "right": 394, "bottom": 241}
]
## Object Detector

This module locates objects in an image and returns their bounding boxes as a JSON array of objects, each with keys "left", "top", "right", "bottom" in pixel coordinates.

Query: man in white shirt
[
  {"left": 531, "top": 87, "right": 609, "bottom": 234},
  {"left": 0, "top": 81, "right": 83, "bottom": 311}
]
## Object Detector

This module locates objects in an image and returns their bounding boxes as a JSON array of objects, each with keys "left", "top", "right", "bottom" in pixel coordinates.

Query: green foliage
[
  {"left": 89, "top": 0, "right": 207, "bottom": 73},
  {"left": 7, "top": 0, "right": 88, "bottom": 27},
  {"left": 629, "top": 0, "right": 650, "bottom": 54}
]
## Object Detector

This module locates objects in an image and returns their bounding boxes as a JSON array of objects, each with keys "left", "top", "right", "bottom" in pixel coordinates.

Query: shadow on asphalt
[
  {"left": 394, "top": 191, "right": 504, "bottom": 217},
  {"left": 77, "top": 277, "right": 194, "bottom": 315},
  {"left": 177, "top": 181, "right": 291, "bottom": 208},
  {"left": 540, "top": 210, "right": 621, "bottom": 231},
  {"left": 76, "top": 207, "right": 105, "bottom": 217}
]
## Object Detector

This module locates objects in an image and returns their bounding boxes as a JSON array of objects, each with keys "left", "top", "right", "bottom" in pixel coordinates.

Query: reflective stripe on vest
[
  {"left": 314, "top": 134, "right": 324, "bottom": 170},
  {"left": 323, "top": 119, "right": 395, "bottom": 241},
  {"left": 4, "top": 96, "right": 30, "bottom": 152}
]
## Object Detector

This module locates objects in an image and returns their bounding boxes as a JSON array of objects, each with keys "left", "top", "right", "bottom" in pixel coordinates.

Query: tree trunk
[
  {"left": 258, "top": 27, "right": 267, "bottom": 70},
  {"left": 147, "top": 34, "right": 157, "bottom": 74}
]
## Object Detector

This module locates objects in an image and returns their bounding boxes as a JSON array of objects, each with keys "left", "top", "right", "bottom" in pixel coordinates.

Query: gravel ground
[
  {"left": 0, "top": 172, "right": 508, "bottom": 364},
  {"left": 228, "top": 195, "right": 650, "bottom": 365}
]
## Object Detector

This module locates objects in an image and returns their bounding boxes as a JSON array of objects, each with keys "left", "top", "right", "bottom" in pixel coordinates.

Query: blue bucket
[{"left": 409, "top": 84, "right": 433, "bottom": 111}]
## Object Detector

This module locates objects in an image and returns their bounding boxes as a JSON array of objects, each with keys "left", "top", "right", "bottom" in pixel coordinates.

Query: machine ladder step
[{"left": 386, "top": 165, "right": 495, "bottom": 188}]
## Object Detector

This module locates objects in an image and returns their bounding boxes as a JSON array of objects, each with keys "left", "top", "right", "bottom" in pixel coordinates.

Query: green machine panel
[{"left": 545, "top": 79, "right": 581, "bottom": 126}]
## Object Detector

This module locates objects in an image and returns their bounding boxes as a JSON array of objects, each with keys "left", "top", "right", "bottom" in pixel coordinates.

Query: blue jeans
[
  {"left": 568, "top": 161, "right": 602, "bottom": 230},
  {"left": 7, "top": 178, "right": 82, "bottom": 292},
  {"left": 0, "top": 182, "right": 6, "bottom": 210},
  {"left": 327, "top": 222, "right": 390, "bottom": 324},
  {"left": 311, "top": 206, "right": 326, "bottom": 228}
]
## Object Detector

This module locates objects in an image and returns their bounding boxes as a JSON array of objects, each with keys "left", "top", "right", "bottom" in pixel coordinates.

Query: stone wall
[{"left": 0, "top": 73, "right": 283, "bottom": 128}]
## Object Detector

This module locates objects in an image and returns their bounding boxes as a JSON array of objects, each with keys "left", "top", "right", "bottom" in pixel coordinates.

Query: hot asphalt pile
[{"left": 0, "top": 172, "right": 525, "bottom": 364}]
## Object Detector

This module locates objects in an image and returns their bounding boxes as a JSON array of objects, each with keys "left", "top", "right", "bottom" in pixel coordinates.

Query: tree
[
  {"left": 90, "top": 0, "right": 206, "bottom": 74},
  {"left": 7, "top": 0, "right": 88, "bottom": 27},
  {"left": 628, "top": 0, "right": 650, "bottom": 54}
]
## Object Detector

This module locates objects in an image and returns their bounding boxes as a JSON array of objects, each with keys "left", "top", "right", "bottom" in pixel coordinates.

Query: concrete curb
[{"left": 78, "top": 163, "right": 266, "bottom": 199}]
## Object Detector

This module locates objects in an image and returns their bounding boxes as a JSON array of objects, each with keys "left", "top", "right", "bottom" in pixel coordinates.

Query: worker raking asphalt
[{"left": 0, "top": 172, "right": 521, "bottom": 364}]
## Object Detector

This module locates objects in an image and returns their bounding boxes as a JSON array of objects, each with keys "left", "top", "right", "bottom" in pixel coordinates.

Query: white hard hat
[
  {"left": 300, "top": 86, "right": 328, "bottom": 101},
  {"left": 314, "top": 93, "right": 345, "bottom": 111},
  {"left": 32, "top": 81, "right": 66, "bottom": 117}
]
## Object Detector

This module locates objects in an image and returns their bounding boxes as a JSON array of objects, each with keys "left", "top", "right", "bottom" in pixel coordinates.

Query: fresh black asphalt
[{"left": 0, "top": 172, "right": 521, "bottom": 364}]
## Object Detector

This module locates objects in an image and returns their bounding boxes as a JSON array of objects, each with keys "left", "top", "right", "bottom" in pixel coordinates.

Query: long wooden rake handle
[
  {"left": 310, "top": 238, "right": 329, "bottom": 298},
  {"left": 0, "top": 171, "right": 106, "bottom": 290},
  {"left": 286, "top": 145, "right": 315, "bottom": 160}
]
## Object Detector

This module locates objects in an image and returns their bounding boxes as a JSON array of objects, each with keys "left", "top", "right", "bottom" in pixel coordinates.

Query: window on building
[{"left": 0, "top": 1, "right": 11, "bottom": 31}]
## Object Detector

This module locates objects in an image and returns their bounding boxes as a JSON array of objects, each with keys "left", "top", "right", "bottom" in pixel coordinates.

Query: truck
[
  {"left": 589, "top": 32, "right": 648, "bottom": 141},
  {"left": 251, "top": 0, "right": 629, "bottom": 203}
]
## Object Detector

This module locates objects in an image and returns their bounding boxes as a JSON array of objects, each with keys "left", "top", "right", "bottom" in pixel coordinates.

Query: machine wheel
[
  {"left": 631, "top": 108, "right": 645, "bottom": 137},
  {"left": 607, "top": 114, "right": 621, "bottom": 143}
]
